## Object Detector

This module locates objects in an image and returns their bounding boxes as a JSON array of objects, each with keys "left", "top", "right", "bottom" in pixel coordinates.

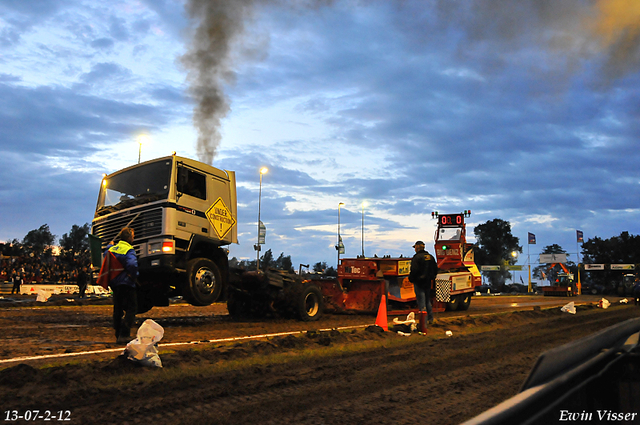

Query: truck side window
[{"left": 178, "top": 166, "right": 207, "bottom": 200}]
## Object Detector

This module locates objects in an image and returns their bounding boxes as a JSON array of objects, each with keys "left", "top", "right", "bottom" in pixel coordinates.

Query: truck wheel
[
  {"left": 445, "top": 294, "right": 460, "bottom": 311},
  {"left": 297, "top": 284, "right": 324, "bottom": 321},
  {"left": 458, "top": 294, "right": 471, "bottom": 311},
  {"left": 184, "top": 258, "right": 222, "bottom": 306}
]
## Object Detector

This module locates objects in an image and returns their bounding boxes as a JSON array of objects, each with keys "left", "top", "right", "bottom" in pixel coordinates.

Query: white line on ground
[{"left": 0, "top": 325, "right": 369, "bottom": 366}]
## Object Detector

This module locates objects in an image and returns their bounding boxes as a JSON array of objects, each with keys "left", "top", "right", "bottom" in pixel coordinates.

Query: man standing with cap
[{"left": 409, "top": 240, "right": 438, "bottom": 334}]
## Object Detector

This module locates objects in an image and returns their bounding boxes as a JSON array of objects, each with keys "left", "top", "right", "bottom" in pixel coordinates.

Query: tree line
[
  {"left": 1, "top": 223, "right": 91, "bottom": 262},
  {"left": 229, "top": 249, "right": 337, "bottom": 276},
  {"left": 4, "top": 220, "right": 637, "bottom": 289},
  {"left": 1, "top": 224, "right": 338, "bottom": 278},
  {"left": 472, "top": 219, "right": 640, "bottom": 291}
]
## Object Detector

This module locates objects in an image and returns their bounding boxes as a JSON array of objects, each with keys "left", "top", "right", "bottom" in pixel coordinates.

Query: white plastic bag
[
  {"left": 124, "top": 319, "right": 164, "bottom": 368},
  {"left": 597, "top": 298, "right": 610, "bottom": 309},
  {"left": 620, "top": 298, "right": 629, "bottom": 304},
  {"left": 561, "top": 301, "right": 576, "bottom": 314},
  {"left": 393, "top": 312, "right": 417, "bottom": 332},
  {"left": 36, "top": 290, "right": 50, "bottom": 302}
]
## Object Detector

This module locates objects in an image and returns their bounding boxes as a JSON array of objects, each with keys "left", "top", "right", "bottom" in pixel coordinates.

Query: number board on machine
[{"left": 439, "top": 214, "right": 464, "bottom": 227}]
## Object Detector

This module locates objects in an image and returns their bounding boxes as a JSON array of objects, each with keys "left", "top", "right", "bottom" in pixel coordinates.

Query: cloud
[
  {"left": 0, "top": 82, "right": 173, "bottom": 156},
  {"left": 80, "top": 62, "right": 132, "bottom": 84},
  {"left": 0, "top": 0, "right": 69, "bottom": 47},
  {"left": 1, "top": 0, "right": 639, "bottom": 270},
  {"left": 90, "top": 37, "right": 115, "bottom": 50}
]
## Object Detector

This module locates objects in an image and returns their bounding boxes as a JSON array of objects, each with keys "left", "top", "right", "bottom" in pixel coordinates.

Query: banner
[
  {"left": 584, "top": 264, "right": 605, "bottom": 270},
  {"left": 611, "top": 264, "right": 635, "bottom": 270},
  {"left": 481, "top": 265, "right": 501, "bottom": 271},
  {"left": 258, "top": 221, "right": 266, "bottom": 244},
  {"left": 539, "top": 253, "right": 567, "bottom": 264},
  {"left": 528, "top": 232, "right": 536, "bottom": 244},
  {"left": 576, "top": 230, "right": 584, "bottom": 243}
]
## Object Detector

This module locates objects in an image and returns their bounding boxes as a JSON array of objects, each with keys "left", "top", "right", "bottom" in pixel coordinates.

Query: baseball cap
[{"left": 413, "top": 241, "right": 425, "bottom": 247}]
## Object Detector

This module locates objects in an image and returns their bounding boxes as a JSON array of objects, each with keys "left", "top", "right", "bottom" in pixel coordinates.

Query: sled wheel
[
  {"left": 184, "top": 258, "right": 222, "bottom": 306},
  {"left": 458, "top": 294, "right": 472, "bottom": 311},
  {"left": 445, "top": 294, "right": 460, "bottom": 311},
  {"left": 297, "top": 284, "right": 324, "bottom": 321}
]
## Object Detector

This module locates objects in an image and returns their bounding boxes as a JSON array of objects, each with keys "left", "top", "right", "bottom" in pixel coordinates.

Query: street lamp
[
  {"left": 361, "top": 201, "right": 368, "bottom": 257},
  {"left": 137, "top": 134, "right": 150, "bottom": 164},
  {"left": 256, "top": 167, "right": 268, "bottom": 271},
  {"left": 511, "top": 251, "right": 519, "bottom": 284},
  {"left": 336, "top": 202, "right": 345, "bottom": 266}
]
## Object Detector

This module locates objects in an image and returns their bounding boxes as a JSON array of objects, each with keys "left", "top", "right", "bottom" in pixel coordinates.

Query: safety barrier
[{"left": 0, "top": 283, "right": 110, "bottom": 296}]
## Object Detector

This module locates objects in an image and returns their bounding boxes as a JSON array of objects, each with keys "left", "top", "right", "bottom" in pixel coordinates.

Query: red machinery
[
  {"left": 318, "top": 211, "right": 481, "bottom": 315},
  {"left": 541, "top": 263, "right": 578, "bottom": 296}
]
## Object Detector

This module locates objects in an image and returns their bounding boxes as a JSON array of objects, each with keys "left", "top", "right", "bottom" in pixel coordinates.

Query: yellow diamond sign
[{"left": 206, "top": 197, "right": 237, "bottom": 239}]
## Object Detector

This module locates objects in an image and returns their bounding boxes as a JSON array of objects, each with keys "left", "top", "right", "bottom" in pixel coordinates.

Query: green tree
[
  {"left": 582, "top": 232, "right": 640, "bottom": 289},
  {"left": 313, "top": 261, "right": 328, "bottom": 273},
  {"left": 325, "top": 266, "right": 337, "bottom": 277},
  {"left": 275, "top": 252, "right": 293, "bottom": 272},
  {"left": 23, "top": 224, "right": 55, "bottom": 257},
  {"left": 260, "top": 249, "right": 275, "bottom": 271},
  {"left": 1, "top": 239, "right": 23, "bottom": 257},
  {"left": 474, "top": 219, "right": 522, "bottom": 291},
  {"left": 59, "top": 223, "right": 91, "bottom": 260}
]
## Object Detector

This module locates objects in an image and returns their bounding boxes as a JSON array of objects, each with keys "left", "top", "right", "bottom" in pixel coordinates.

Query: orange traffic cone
[{"left": 375, "top": 295, "right": 388, "bottom": 331}]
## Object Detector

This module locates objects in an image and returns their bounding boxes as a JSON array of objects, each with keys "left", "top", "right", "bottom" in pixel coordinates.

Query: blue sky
[{"left": 1, "top": 0, "right": 639, "bottom": 274}]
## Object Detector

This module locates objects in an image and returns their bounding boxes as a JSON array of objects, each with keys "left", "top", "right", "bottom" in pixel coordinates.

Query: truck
[
  {"left": 618, "top": 273, "right": 637, "bottom": 296},
  {"left": 90, "top": 154, "right": 238, "bottom": 313}
]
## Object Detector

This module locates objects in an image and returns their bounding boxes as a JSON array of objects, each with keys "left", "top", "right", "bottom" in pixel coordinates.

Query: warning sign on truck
[{"left": 206, "top": 197, "right": 237, "bottom": 239}]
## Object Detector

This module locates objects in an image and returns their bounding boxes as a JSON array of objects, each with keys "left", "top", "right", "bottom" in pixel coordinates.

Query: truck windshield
[
  {"left": 96, "top": 159, "right": 172, "bottom": 215},
  {"left": 438, "top": 227, "right": 462, "bottom": 242}
]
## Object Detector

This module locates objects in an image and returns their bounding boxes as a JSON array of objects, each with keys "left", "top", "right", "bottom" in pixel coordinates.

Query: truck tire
[
  {"left": 184, "top": 258, "right": 222, "bottom": 306},
  {"left": 458, "top": 293, "right": 471, "bottom": 311},
  {"left": 445, "top": 294, "right": 460, "bottom": 311},
  {"left": 297, "top": 284, "right": 324, "bottom": 321}
]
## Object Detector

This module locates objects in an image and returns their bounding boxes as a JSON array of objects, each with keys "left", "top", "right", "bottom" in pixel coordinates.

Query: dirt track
[{"left": 1, "top": 296, "right": 637, "bottom": 424}]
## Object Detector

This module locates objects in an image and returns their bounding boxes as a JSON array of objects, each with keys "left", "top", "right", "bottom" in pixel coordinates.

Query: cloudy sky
[{"left": 1, "top": 0, "right": 639, "bottom": 275}]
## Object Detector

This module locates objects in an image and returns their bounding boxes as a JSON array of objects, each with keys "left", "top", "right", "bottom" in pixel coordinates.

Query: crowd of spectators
[{"left": 0, "top": 255, "right": 91, "bottom": 285}]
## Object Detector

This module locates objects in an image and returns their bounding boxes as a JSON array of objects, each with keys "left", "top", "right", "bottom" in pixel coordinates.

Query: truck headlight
[
  {"left": 148, "top": 240, "right": 175, "bottom": 255},
  {"left": 162, "top": 241, "right": 174, "bottom": 253}
]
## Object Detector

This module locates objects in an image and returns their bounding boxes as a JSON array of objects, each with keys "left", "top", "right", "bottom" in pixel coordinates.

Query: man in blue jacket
[{"left": 105, "top": 227, "right": 138, "bottom": 344}]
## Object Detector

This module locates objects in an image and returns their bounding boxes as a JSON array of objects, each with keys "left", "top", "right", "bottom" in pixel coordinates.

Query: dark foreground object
[{"left": 465, "top": 317, "right": 640, "bottom": 425}]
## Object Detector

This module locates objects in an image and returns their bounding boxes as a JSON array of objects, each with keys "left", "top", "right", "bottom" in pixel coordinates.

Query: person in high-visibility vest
[{"left": 103, "top": 227, "right": 138, "bottom": 344}]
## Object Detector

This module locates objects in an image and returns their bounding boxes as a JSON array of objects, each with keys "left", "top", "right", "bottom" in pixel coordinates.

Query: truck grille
[{"left": 93, "top": 207, "right": 164, "bottom": 250}]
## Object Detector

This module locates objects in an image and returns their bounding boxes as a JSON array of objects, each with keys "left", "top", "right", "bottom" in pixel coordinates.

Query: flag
[
  {"left": 528, "top": 232, "right": 536, "bottom": 244},
  {"left": 337, "top": 236, "right": 345, "bottom": 254},
  {"left": 576, "top": 230, "right": 584, "bottom": 243},
  {"left": 97, "top": 251, "right": 124, "bottom": 289}
]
